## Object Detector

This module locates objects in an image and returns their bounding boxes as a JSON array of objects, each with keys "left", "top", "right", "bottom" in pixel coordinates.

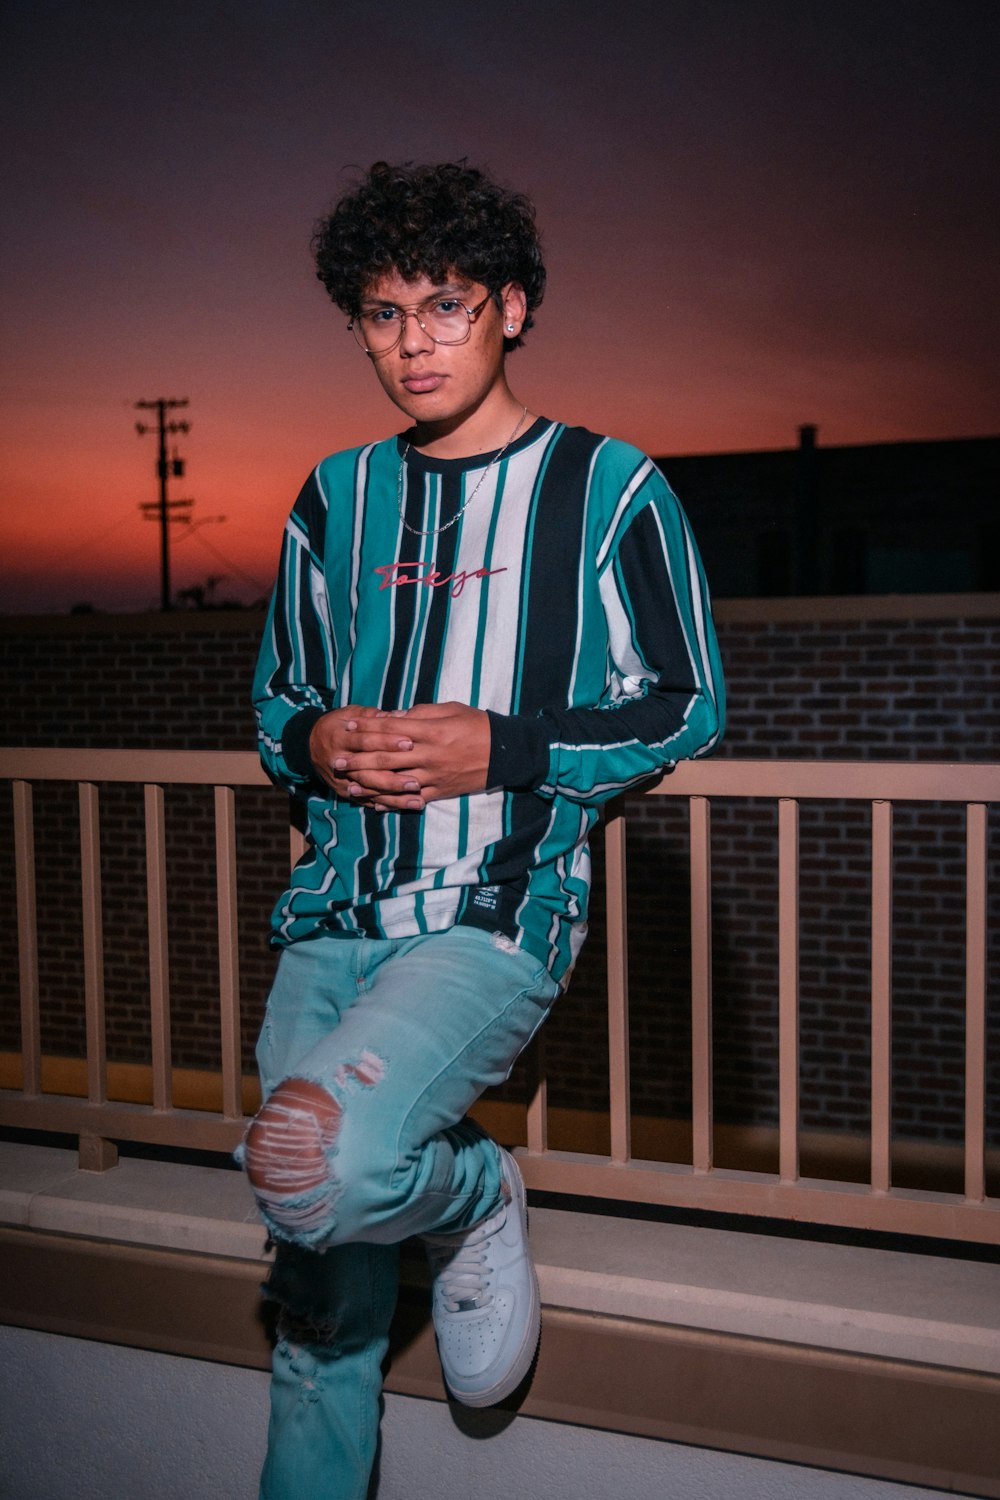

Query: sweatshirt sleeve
[
  {"left": 252, "top": 467, "right": 337, "bottom": 790},
  {"left": 485, "top": 460, "right": 725, "bottom": 805}
]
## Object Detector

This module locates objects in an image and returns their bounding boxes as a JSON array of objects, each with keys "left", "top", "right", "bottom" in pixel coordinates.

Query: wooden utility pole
[{"left": 135, "top": 397, "right": 192, "bottom": 611}]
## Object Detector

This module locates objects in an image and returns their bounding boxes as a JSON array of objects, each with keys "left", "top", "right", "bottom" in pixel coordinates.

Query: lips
[{"left": 401, "top": 373, "right": 445, "bottom": 394}]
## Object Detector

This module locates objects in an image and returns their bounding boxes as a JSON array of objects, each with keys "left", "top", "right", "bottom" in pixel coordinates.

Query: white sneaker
[{"left": 423, "top": 1147, "right": 540, "bottom": 1407}]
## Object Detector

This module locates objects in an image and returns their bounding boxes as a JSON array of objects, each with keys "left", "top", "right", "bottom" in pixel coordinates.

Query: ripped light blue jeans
[{"left": 240, "top": 925, "right": 560, "bottom": 1500}]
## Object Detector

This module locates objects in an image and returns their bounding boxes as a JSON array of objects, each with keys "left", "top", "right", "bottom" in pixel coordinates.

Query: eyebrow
[{"left": 359, "top": 281, "right": 473, "bottom": 309}]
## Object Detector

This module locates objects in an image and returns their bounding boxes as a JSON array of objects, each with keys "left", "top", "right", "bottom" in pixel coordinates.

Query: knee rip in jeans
[
  {"left": 275, "top": 1336, "right": 339, "bottom": 1400},
  {"left": 243, "top": 1051, "right": 386, "bottom": 1243}
]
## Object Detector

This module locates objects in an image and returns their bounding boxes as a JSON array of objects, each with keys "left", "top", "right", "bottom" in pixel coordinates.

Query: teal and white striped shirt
[{"left": 254, "top": 418, "right": 724, "bottom": 980}]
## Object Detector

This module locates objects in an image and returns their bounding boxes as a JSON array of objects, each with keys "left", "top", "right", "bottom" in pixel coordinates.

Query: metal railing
[{"left": 2, "top": 748, "right": 997, "bottom": 1242}]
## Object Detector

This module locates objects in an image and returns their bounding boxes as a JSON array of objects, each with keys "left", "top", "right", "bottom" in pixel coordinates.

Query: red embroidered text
[{"left": 374, "top": 562, "right": 507, "bottom": 599}]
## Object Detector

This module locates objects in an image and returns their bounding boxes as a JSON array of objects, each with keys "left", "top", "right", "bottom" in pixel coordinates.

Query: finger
[
  {"left": 330, "top": 773, "right": 393, "bottom": 802},
  {"left": 338, "top": 752, "right": 422, "bottom": 774},
  {"left": 343, "top": 769, "right": 424, "bottom": 795},
  {"left": 348, "top": 727, "right": 415, "bottom": 750},
  {"left": 328, "top": 774, "right": 424, "bottom": 811},
  {"left": 328, "top": 744, "right": 413, "bottom": 780},
  {"left": 331, "top": 776, "right": 369, "bottom": 802},
  {"left": 378, "top": 721, "right": 452, "bottom": 748},
  {"left": 338, "top": 781, "right": 424, "bottom": 811},
  {"left": 323, "top": 746, "right": 417, "bottom": 778},
  {"left": 338, "top": 731, "right": 415, "bottom": 756}
]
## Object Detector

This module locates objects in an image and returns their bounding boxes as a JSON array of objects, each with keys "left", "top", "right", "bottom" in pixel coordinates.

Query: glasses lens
[
  {"left": 420, "top": 297, "right": 472, "bottom": 344},
  {"left": 354, "top": 309, "right": 401, "bottom": 352}
]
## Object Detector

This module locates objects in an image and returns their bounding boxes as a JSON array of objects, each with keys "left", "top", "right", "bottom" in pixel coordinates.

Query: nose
[{"left": 398, "top": 308, "right": 435, "bottom": 357}]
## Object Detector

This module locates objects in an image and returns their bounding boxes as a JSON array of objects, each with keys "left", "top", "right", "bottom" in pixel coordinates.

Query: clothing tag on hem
[{"left": 470, "top": 885, "right": 501, "bottom": 913}]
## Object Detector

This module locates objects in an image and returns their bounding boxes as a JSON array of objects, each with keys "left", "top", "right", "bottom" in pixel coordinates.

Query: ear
[{"left": 500, "top": 282, "right": 528, "bottom": 339}]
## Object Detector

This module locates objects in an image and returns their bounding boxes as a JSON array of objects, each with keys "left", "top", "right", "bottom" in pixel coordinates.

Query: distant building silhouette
[{"left": 656, "top": 428, "right": 999, "bottom": 598}]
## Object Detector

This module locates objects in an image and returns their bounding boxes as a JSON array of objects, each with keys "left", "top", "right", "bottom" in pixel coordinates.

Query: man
[{"left": 243, "top": 160, "right": 724, "bottom": 1499}]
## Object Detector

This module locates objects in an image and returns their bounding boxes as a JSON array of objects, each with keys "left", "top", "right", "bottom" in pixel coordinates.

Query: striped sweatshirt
[{"left": 254, "top": 418, "right": 724, "bottom": 980}]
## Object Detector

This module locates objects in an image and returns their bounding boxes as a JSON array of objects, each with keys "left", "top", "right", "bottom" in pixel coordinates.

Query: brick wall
[{"left": 1, "top": 599, "right": 997, "bottom": 1153}]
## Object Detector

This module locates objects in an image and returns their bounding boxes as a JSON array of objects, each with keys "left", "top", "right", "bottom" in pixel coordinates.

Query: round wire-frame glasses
[{"left": 349, "top": 292, "right": 494, "bottom": 356}]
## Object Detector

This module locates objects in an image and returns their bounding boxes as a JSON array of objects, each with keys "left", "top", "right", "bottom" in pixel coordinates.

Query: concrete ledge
[
  {"left": 0, "top": 1141, "right": 265, "bottom": 1260},
  {"left": 534, "top": 1208, "right": 1000, "bottom": 1375},
  {"left": 2, "top": 1141, "right": 1000, "bottom": 1496},
  {"left": 3, "top": 1140, "right": 999, "bottom": 1374}
]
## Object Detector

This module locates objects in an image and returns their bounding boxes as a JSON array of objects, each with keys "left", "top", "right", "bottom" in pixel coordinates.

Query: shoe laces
[{"left": 425, "top": 1209, "right": 503, "bottom": 1313}]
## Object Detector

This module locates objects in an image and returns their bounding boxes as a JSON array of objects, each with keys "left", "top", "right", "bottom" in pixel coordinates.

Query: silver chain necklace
[{"left": 396, "top": 405, "right": 529, "bottom": 538}]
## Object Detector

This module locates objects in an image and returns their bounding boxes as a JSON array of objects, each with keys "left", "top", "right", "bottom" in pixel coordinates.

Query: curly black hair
[{"left": 313, "top": 161, "right": 546, "bottom": 351}]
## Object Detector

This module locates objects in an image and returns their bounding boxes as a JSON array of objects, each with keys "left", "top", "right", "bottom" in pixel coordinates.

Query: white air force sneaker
[{"left": 423, "top": 1147, "right": 540, "bottom": 1407}]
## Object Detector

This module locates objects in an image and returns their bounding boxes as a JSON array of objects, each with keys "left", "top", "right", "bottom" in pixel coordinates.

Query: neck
[{"left": 406, "top": 385, "right": 533, "bottom": 460}]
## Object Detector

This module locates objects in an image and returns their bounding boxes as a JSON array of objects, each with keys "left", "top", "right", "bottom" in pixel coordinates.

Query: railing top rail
[
  {"left": 651, "top": 758, "right": 1000, "bottom": 802},
  {"left": 0, "top": 749, "right": 998, "bottom": 801},
  {"left": 0, "top": 748, "right": 271, "bottom": 787}
]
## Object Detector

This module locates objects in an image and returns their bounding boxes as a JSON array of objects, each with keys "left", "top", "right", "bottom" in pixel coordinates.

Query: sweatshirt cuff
[
  {"left": 280, "top": 707, "right": 328, "bottom": 780},
  {"left": 485, "top": 710, "right": 551, "bottom": 791}
]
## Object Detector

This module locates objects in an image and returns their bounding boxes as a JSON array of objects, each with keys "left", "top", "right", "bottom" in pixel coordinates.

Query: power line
[
  {"left": 184, "top": 525, "right": 272, "bottom": 597},
  {"left": 173, "top": 514, "right": 226, "bottom": 546}
]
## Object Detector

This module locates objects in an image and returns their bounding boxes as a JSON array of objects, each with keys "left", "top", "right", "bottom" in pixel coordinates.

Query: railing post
[
  {"left": 964, "top": 803, "right": 988, "bottom": 1203},
  {"left": 214, "top": 785, "right": 244, "bottom": 1121},
  {"left": 690, "top": 795, "right": 713, "bottom": 1173},
  {"left": 526, "top": 1031, "right": 548, "bottom": 1155},
  {"left": 778, "top": 798, "right": 800, "bottom": 1184},
  {"left": 79, "top": 782, "right": 108, "bottom": 1107},
  {"left": 606, "top": 799, "right": 631, "bottom": 1165},
  {"left": 79, "top": 1134, "right": 119, "bottom": 1172},
  {"left": 144, "top": 783, "right": 173, "bottom": 1111},
  {"left": 12, "top": 780, "right": 41, "bottom": 1098},
  {"left": 870, "top": 800, "right": 893, "bottom": 1193}
]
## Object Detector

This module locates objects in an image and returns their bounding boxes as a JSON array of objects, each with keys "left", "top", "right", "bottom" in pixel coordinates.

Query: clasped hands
[{"left": 309, "top": 702, "right": 491, "bottom": 812}]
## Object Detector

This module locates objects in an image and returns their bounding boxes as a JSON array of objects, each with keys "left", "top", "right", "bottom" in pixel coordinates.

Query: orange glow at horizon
[{"left": 4, "top": 335, "right": 998, "bottom": 614}]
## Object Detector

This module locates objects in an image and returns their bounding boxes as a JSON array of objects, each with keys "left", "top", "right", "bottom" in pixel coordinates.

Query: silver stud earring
[{"left": 506, "top": 323, "right": 515, "bottom": 332}]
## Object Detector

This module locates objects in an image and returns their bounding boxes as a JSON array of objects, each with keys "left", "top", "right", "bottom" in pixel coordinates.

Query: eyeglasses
[{"left": 349, "top": 292, "right": 494, "bottom": 356}]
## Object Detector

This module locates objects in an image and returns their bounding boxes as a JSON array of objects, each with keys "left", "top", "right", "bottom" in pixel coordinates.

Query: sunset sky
[{"left": 2, "top": 0, "right": 997, "bottom": 613}]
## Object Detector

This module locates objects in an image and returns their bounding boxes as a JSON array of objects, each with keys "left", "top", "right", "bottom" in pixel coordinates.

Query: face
[{"left": 356, "top": 269, "right": 526, "bottom": 436}]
